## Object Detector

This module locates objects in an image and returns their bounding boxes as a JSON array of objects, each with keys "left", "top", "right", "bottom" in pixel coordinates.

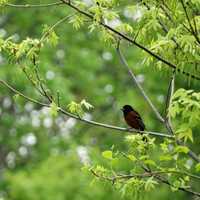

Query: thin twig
[
  {"left": 154, "top": 174, "right": 200, "bottom": 197},
  {"left": 116, "top": 43, "right": 164, "bottom": 123},
  {"left": 40, "top": 14, "right": 75, "bottom": 43},
  {"left": 91, "top": 169, "right": 200, "bottom": 197},
  {"left": 142, "top": 165, "right": 200, "bottom": 197},
  {"left": 165, "top": 71, "right": 175, "bottom": 123},
  {"left": 5, "top": 2, "right": 63, "bottom": 8},
  {"left": 57, "top": 91, "right": 60, "bottom": 107},
  {"left": 179, "top": 0, "right": 200, "bottom": 45},
  {"left": 22, "top": 67, "right": 44, "bottom": 97},
  {"left": 0, "top": 79, "right": 47, "bottom": 106},
  {"left": 33, "top": 66, "right": 53, "bottom": 102}
]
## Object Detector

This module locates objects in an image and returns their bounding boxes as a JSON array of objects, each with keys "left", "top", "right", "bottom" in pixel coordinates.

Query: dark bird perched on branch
[{"left": 121, "top": 105, "right": 145, "bottom": 131}]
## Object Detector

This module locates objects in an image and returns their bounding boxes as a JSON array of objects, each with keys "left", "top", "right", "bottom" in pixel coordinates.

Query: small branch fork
[
  {"left": 179, "top": 0, "right": 200, "bottom": 45},
  {"left": 90, "top": 169, "right": 200, "bottom": 197},
  {"left": 4, "top": 2, "right": 63, "bottom": 8},
  {"left": 0, "top": 79, "right": 172, "bottom": 139}
]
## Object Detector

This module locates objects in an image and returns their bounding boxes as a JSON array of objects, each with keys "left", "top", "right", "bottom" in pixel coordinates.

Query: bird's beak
[{"left": 120, "top": 108, "right": 123, "bottom": 111}]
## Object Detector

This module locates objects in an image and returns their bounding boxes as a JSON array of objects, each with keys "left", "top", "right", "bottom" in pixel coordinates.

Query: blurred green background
[{"left": 0, "top": 0, "right": 197, "bottom": 199}]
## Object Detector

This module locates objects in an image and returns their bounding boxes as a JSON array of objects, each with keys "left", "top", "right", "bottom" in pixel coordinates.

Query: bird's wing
[
  {"left": 138, "top": 118, "right": 145, "bottom": 131},
  {"left": 130, "top": 111, "right": 145, "bottom": 131},
  {"left": 130, "top": 110, "right": 142, "bottom": 120}
]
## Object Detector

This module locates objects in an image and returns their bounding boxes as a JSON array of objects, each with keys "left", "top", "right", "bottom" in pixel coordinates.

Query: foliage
[
  {"left": 169, "top": 89, "right": 200, "bottom": 143},
  {"left": 0, "top": 0, "right": 200, "bottom": 200},
  {"left": 5, "top": 155, "right": 122, "bottom": 200}
]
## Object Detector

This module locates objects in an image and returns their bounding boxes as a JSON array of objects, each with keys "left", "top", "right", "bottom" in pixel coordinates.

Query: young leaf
[
  {"left": 127, "top": 155, "right": 137, "bottom": 162},
  {"left": 175, "top": 146, "right": 189, "bottom": 154},
  {"left": 102, "top": 150, "right": 112, "bottom": 160},
  {"left": 144, "top": 177, "right": 158, "bottom": 191},
  {"left": 195, "top": 163, "right": 200, "bottom": 172},
  {"left": 67, "top": 101, "right": 83, "bottom": 117},
  {"left": 176, "top": 127, "right": 193, "bottom": 143},
  {"left": 81, "top": 99, "right": 94, "bottom": 110},
  {"left": 50, "top": 102, "right": 58, "bottom": 117}
]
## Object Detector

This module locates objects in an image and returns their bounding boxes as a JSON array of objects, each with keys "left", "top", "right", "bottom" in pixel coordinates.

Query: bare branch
[
  {"left": 165, "top": 72, "right": 175, "bottom": 120},
  {"left": 40, "top": 14, "right": 75, "bottom": 43},
  {"left": 116, "top": 43, "right": 164, "bottom": 123},
  {"left": 33, "top": 66, "right": 53, "bottom": 103},
  {"left": 57, "top": 91, "right": 60, "bottom": 107},
  {"left": 4, "top": 2, "right": 63, "bottom": 8},
  {"left": 0, "top": 79, "right": 47, "bottom": 107}
]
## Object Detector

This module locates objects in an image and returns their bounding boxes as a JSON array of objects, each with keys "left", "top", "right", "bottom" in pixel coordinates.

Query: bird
[{"left": 121, "top": 105, "right": 145, "bottom": 131}]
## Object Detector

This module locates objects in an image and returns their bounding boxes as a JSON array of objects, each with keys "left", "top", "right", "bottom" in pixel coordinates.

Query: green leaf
[
  {"left": 144, "top": 177, "right": 158, "bottom": 191},
  {"left": 176, "top": 127, "right": 193, "bottom": 143},
  {"left": 144, "top": 160, "right": 156, "bottom": 166},
  {"left": 50, "top": 102, "right": 58, "bottom": 117},
  {"left": 0, "top": 0, "right": 8, "bottom": 6},
  {"left": 69, "top": 15, "right": 85, "bottom": 30},
  {"left": 74, "top": 0, "right": 88, "bottom": 9},
  {"left": 116, "top": 23, "right": 133, "bottom": 34},
  {"left": 127, "top": 155, "right": 137, "bottom": 162},
  {"left": 111, "top": 158, "right": 119, "bottom": 166},
  {"left": 159, "top": 155, "right": 172, "bottom": 161},
  {"left": 13, "top": 94, "right": 20, "bottom": 103},
  {"left": 175, "top": 146, "right": 189, "bottom": 154},
  {"left": 67, "top": 101, "right": 83, "bottom": 117},
  {"left": 49, "top": 31, "right": 59, "bottom": 46},
  {"left": 42, "top": 25, "right": 59, "bottom": 46},
  {"left": 80, "top": 99, "right": 94, "bottom": 110},
  {"left": 102, "top": 150, "right": 112, "bottom": 160},
  {"left": 195, "top": 163, "right": 200, "bottom": 172},
  {"left": 171, "top": 180, "right": 181, "bottom": 191}
]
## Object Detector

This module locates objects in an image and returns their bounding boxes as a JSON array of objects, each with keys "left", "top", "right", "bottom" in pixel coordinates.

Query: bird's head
[{"left": 121, "top": 105, "right": 134, "bottom": 114}]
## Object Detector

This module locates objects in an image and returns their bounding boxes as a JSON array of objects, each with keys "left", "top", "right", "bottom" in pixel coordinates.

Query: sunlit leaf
[{"left": 102, "top": 150, "right": 113, "bottom": 160}]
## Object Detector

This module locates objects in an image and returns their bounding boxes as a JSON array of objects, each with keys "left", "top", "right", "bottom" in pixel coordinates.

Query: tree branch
[
  {"left": 4, "top": 2, "right": 63, "bottom": 8},
  {"left": 116, "top": 44, "right": 200, "bottom": 163},
  {"left": 165, "top": 72, "right": 175, "bottom": 117},
  {"left": 40, "top": 14, "right": 75, "bottom": 43},
  {"left": 179, "top": 0, "right": 200, "bottom": 45},
  {"left": 0, "top": 79, "right": 173, "bottom": 139},
  {"left": 91, "top": 169, "right": 200, "bottom": 197},
  {"left": 116, "top": 43, "right": 164, "bottom": 123},
  {"left": 164, "top": 71, "right": 175, "bottom": 136}
]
